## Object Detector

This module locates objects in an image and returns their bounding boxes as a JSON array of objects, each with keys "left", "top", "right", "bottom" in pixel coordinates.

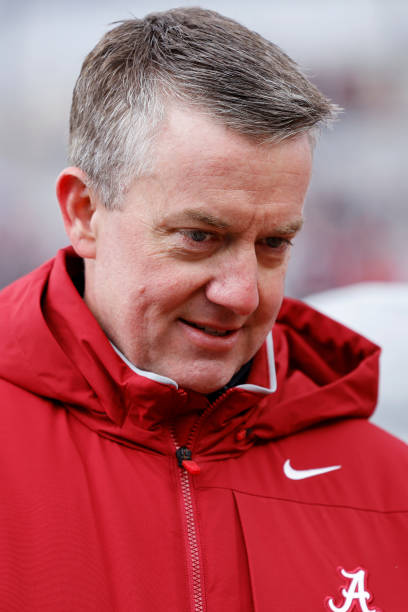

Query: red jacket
[{"left": 0, "top": 248, "right": 407, "bottom": 611}]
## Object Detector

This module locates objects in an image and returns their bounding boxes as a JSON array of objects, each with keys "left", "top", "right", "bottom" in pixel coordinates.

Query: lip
[
  {"left": 178, "top": 318, "right": 241, "bottom": 351},
  {"left": 180, "top": 318, "right": 240, "bottom": 333}
]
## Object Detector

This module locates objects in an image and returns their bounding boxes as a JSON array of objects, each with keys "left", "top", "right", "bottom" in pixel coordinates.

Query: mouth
[{"left": 179, "top": 319, "right": 236, "bottom": 337}]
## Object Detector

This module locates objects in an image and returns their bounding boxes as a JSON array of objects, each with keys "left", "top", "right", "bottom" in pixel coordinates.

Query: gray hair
[{"left": 69, "top": 7, "right": 338, "bottom": 208}]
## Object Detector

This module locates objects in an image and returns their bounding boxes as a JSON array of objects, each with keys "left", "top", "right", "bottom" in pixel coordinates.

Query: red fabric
[{"left": 0, "top": 247, "right": 407, "bottom": 611}]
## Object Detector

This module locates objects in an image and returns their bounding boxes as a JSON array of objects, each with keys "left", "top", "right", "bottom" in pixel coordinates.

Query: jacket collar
[
  {"left": 110, "top": 331, "right": 277, "bottom": 397},
  {"left": 42, "top": 248, "right": 276, "bottom": 449},
  {"left": 2, "top": 246, "right": 380, "bottom": 460}
]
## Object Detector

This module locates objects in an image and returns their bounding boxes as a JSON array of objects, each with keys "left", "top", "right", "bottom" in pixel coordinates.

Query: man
[{"left": 0, "top": 8, "right": 406, "bottom": 611}]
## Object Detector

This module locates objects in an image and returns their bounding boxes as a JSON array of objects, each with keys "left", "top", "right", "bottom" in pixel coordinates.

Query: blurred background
[{"left": 1, "top": 0, "right": 407, "bottom": 440}]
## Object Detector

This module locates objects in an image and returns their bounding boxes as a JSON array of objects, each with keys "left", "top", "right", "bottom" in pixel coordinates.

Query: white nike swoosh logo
[{"left": 283, "top": 459, "right": 342, "bottom": 480}]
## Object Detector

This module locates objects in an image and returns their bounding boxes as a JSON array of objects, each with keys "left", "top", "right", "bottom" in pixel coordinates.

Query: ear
[{"left": 56, "top": 167, "right": 98, "bottom": 259}]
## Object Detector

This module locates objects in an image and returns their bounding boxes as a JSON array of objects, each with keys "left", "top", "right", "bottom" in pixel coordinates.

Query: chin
[
  {"left": 177, "top": 372, "right": 233, "bottom": 395},
  {"left": 166, "top": 358, "right": 244, "bottom": 394}
]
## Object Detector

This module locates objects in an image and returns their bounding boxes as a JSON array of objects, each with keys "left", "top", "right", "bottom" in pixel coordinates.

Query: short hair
[{"left": 69, "top": 7, "right": 338, "bottom": 208}]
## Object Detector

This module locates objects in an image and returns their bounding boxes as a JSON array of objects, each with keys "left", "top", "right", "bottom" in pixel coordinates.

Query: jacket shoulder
[{"left": 0, "top": 258, "right": 54, "bottom": 309}]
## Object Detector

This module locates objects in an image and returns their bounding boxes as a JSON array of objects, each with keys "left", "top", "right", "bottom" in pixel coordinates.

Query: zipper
[
  {"left": 170, "top": 387, "right": 236, "bottom": 611},
  {"left": 176, "top": 446, "right": 201, "bottom": 474},
  {"left": 171, "top": 428, "right": 205, "bottom": 612}
]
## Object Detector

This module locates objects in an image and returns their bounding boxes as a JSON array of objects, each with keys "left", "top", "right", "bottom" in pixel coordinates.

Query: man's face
[{"left": 85, "top": 108, "right": 312, "bottom": 393}]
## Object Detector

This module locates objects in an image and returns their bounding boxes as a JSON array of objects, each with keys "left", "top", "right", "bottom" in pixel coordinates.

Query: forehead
[
  {"left": 126, "top": 106, "right": 312, "bottom": 232},
  {"left": 153, "top": 107, "right": 312, "bottom": 187}
]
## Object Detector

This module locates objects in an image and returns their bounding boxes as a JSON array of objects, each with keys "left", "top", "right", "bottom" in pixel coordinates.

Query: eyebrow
[
  {"left": 162, "top": 208, "right": 304, "bottom": 235},
  {"left": 272, "top": 217, "right": 304, "bottom": 235},
  {"left": 162, "top": 208, "right": 231, "bottom": 230}
]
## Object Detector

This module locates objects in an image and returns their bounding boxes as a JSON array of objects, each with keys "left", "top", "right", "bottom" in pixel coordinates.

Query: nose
[{"left": 205, "top": 251, "right": 260, "bottom": 317}]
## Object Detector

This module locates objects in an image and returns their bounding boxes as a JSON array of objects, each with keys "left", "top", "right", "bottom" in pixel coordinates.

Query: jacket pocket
[{"left": 234, "top": 489, "right": 407, "bottom": 611}]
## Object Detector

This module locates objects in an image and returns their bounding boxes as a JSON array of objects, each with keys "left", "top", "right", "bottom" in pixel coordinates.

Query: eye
[
  {"left": 263, "top": 237, "right": 293, "bottom": 250},
  {"left": 184, "top": 230, "right": 211, "bottom": 243},
  {"left": 172, "top": 229, "right": 220, "bottom": 257},
  {"left": 179, "top": 229, "right": 217, "bottom": 247}
]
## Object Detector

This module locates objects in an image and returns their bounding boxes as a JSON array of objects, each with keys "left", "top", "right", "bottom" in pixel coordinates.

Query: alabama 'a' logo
[{"left": 325, "top": 567, "right": 382, "bottom": 612}]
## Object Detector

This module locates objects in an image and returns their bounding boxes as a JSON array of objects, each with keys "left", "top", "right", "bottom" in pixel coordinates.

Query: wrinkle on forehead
[
  {"left": 157, "top": 146, "right": 310, "bottom": 186},
  {"left": 151, "top": 150, "right": 311, "bottom": 210},
  {"left": 153, "top": 106, "right": 312, "bottom": 179},
  {"left": 127, "top": 107, "right": 312, "bottom": 231}
]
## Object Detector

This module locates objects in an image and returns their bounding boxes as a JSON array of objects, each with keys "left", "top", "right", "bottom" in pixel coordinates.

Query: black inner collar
[{"left": 205, "top": 358, "right": 254, "bottom": 404}]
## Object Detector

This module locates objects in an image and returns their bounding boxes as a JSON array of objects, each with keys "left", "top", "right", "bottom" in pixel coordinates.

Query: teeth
[
  {"left": 187, "top": 321, "right": 230, "bottom": 336},
  {"left": 201, "top": 327, "right": 229, "bottom": 337}
]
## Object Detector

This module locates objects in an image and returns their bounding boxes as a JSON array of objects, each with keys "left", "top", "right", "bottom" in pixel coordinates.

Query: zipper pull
[{"left": 176, "top": 447, "right": 201, "bottom": 475}]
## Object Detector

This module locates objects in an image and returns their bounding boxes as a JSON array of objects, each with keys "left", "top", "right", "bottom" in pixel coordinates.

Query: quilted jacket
[{"left": 0, "top": 248, "right": 407, "bottom": 611}]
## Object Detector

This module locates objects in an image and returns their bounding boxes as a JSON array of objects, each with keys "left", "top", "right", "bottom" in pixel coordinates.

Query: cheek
[
  {"left": 130, "top": 273, "right": 191, "bottom": 320},
  {"left": 257, "top": 272, "right": 286, "bottom": 324},
  {"left": 261, "top": 267, "right": 286, "bottom": 299}
]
